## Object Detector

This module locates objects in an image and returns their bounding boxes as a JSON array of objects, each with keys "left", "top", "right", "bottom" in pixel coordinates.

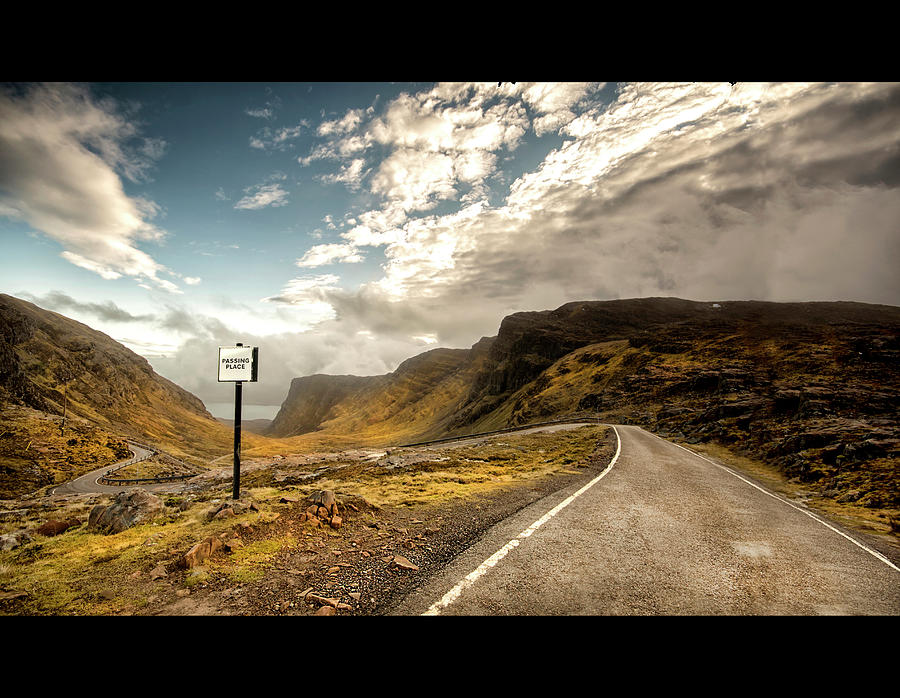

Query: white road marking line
[
  {"left": 650, "top": 431, "right": 900, "bottom": 574},
  {"left": 422, "top": 425, "right": 622, "bottom": 615}
]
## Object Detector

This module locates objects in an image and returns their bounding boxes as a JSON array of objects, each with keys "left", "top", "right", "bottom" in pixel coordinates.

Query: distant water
[{"left": 205, "top": 402, "right": 280, "bottom": 421}]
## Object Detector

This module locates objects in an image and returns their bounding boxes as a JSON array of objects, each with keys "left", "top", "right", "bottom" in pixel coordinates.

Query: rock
[
  {"left": 307, "top": 593, "right": 340, "bottom": 607},
  {"left": 206, "top": 499, "right": 256, "bottom": 521},
  {"left": 329, "top": 516, "right": 342, "bottom": 529},
  {"left": 179, "top": 535, "right": 224, "bottom": 569},
  {"left": 308, "top": 489, "right": 336, "bottom": 508},
  {"left": 150, "top": 564, "right": 169, "bottom": 580},
  {"left": 88, "top": 490, "right": 164, "bottom": 534},
  {"left": 0, "top": 530, "right": 32, "bottom": 551},
  {"left": 392, "top": 555, "right": 419, "bottom": 571},
  {"left": 0, "top": 590, "right": 28, "bottom": 601},
  {"left": 314, "top": 605, "right": 335, "bottom": 615},
  {"left": 33, "top": 518, "right": 80, "bottom": 537},
  {"left": 309, "top": 489, "right": 340, "bottom": 515}
]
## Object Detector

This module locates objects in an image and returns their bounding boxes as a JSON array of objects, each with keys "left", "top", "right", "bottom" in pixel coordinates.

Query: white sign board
[{"left": 218, "top": 345, "right": 258, "bottom": 382}]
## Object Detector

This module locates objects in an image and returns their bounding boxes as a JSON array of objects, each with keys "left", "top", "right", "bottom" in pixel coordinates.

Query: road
[
  {"left": 50, "top": 443, "right": 177, "bottom": 495},
  {"left": 391, "top": 424, "right": 900, "bottom": 615}
]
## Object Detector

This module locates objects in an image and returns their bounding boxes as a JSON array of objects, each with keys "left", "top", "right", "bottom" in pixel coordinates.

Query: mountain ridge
[
  {"left": 2, "top": 293, "right": 897, "bottom": 513},
  {"left": 270, "top": 296, "right": 900, "bottom": 512}
]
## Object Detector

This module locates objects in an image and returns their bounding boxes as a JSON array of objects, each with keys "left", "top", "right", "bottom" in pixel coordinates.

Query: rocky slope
[{"left": 273, "top": 297, "right": 900, "bottom": 511}]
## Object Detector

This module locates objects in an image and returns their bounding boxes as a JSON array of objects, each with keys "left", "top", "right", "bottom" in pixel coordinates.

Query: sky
[{"left": 2, "top": 81, "right": 899, "bottom": 419}]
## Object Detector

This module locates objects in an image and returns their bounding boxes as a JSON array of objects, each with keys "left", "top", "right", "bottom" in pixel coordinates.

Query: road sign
[
  {"left": 218, "top": 345, "right": 258, "bottom": 382},
  {"left": 218, "top": 343, "right": 258, "bottom": 499}
]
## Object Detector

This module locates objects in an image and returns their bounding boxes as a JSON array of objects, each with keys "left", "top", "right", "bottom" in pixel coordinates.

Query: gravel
[{"left": 143, "top": 429, "right": 618, "bottom": 616}]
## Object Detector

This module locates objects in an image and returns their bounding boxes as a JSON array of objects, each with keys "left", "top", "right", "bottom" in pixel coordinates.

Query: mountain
[
  {"left": 266, "top": 340, "right": 495, "bottom": 446},
  {"left": 0, "top": 293, "right": 235, "bottom": 464},
  {"left": 273, "top": 297, "right": 900, "bottom": 509}
]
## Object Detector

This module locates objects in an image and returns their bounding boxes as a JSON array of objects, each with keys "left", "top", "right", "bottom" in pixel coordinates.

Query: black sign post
[
  {"left": 218, "top": 342, "right": 258, "bottom": 501},
  {"left": 233, "top": 360, "right": 243, "bottom": 501}
]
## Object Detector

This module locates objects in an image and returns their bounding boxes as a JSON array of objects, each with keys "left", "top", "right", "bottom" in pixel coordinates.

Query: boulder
[
  {"left": 88, "top": 490, "right": 164, "bottom": 534},
  {"left": 308, "top": 489, "right": 337, "bottom": 512},
  {"left": 205, "top": 498, "right": 256, "bottom": 521},
  {"left": 179, "top": 535, "right": 224, "bottom": 569},
  {"left": 0, "top": 530, "right": 32, "bottom": 551}
]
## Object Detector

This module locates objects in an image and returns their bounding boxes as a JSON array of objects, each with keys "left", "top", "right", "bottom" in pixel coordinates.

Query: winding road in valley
[
  {"left": 391, "top": 424, "right": 900, "bottom": 615},
  {"left": 50, "top": 443, "right": 177, "bottom": 496}
]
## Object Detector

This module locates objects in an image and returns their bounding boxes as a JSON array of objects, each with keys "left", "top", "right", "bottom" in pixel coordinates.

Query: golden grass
[
  {"left": 0, "top": 495, "right": 270, "bottom": 615},
  {"left": 0, "top": 426, "right": 606, "bottom": 614},
  {"left": 309, "top": 425, "right": 606, "bottom": 508}
]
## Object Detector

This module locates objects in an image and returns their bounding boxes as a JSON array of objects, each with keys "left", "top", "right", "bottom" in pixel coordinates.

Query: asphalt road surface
[
  {"left": 391, "top": 424, "right": 900, "bottom": 615},
  {"left": 50, "top": 443, "right": 176, "bottom": 495}
]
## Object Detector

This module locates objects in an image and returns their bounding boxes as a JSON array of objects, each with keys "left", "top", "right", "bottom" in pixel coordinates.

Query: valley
[{"left": 0, "top": 294, "right": 898, "bottom": 615}]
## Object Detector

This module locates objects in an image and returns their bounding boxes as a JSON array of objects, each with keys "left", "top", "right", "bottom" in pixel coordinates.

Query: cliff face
[
  {"left": 460, "top": 298, "right": 900, "bottom": 509},
  {"left": 0, "top": 294, "right": 225, "bottom": 458},
  {"left": 453, "top": 298, "right": 900, "bottom": 429},
  {"left": 452, "top": 298, "right": 716, "bottom": 426}
]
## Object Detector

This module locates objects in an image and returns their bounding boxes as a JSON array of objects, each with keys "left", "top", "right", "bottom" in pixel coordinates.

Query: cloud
[
  {"left": 249, "top": 121, "right": 310, "bottom": 150},
  {"left": 20, "top": 290, "right": 155, "bottom": 323},
  {"left": 317, "top": 158, "right": 369, "bottom": 189},
  {"left": 294, "top": 81, "right": 900, "bottom": 355},
  {"left": 296, "top": 243, "right": 365, "bottom": 268},
  {"left": 520, "top": 82, "right": 601, "bottom": 136},
  {"left": 234, "top": 180, "right": 290, "bottom": 210},
  {"left": 298, "top": 82, "right": 536, "bottom": 217},
  {"left": 245, "top": 94, "right": 281, "bottom": 121},
  {"left": 260, "top": 274, "right": 343, "bottom": 323},
  {"left": 49, "top": 81, "right": 899, "bottom": 415},
  {"left": 0, "top": 83, "right": 183, "bottom": 292}
]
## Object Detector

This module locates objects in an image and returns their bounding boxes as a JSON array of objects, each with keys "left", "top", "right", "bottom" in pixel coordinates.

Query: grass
[
  {"left": 208, "top": 536, "right": 295, "bottom": 584},
  {"left": 0, "top": 408, "right": 131, "bottom": 498},
  {"left": 308, "top": 425, "right": 606, "bottom": 508},
  {"left": 1, "top": 425, "right": 609, "bottom": 615},
  {"left": 0, "top": 490, "right": 273, "bottom": 615}
]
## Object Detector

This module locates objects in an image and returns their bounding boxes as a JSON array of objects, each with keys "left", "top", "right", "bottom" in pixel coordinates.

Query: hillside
[
  {"left": 0, "top": 294, "right": 282, "bottom": 494},
  {"left": 267, "top": 339, "right": 495, "bottom": 447},
  {"left": 274, "top": 298, "right": 900, "bottom": 512}
]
